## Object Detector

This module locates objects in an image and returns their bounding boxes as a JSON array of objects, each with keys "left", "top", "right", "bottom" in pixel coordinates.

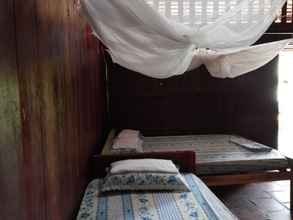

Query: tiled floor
[{"left": 211, "top": 181, "right": 291, "bottom": 220}]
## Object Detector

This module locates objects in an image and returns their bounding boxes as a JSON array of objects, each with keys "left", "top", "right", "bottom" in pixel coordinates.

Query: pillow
[
  {"left": 101, "top": 172, "right": 190, "bottom": 192},
  {"left": 109, "top": 159, "right": 179, "bottom": 174}
]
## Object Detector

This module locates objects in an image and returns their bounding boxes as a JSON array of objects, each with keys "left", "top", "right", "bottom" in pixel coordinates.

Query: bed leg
[
  {"left": 291, "top": 169, "right": 292, "bottom": 212},
  {"left": 290, "top": 168, "right": 293, "bottom": 212},
  {"left": 289, "top": 159, "right": 293, "bottom": 213}
]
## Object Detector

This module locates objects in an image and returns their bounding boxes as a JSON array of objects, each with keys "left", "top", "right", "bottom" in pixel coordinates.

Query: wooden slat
[
  {"left": 101, "top": 129, "right": 116, "bottom": 155},
  {"left": 0, "top": 0, "right": 24, "bottom": 219},
  {"left": 93, "top": 150, "right": 196, "bottom": 178},
  {"left": 14, "top": 0, "right": 50, "bottom": 218},
  {"left": 108, "top": 52, "right": 279, "bottom": 147},
  {"left": 11, "top": 0, "right": 107, "bottom": 219},
  {"left": 200, "top": 170, "right": 291, "bottom": 186},
  {"left": 146, "top": 0, "right": 293, "bottom": 32}
]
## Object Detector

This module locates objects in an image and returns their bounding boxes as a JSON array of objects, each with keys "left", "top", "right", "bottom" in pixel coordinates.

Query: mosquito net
[{"left": 81, "top": 0, "right": 291, "bottom": 78}]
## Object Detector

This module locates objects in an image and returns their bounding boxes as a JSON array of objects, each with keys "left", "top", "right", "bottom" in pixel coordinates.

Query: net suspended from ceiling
[{"left": 81, "top": 0, "right": 292, "bottom": 79}]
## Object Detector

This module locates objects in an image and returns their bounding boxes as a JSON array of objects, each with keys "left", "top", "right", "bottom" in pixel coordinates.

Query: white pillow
[
  {"left": 112, "top": 129, "right": 143, "bottom": 152},
  {"left": 109, "top": 159, "right": 179, "bottom": 174}
]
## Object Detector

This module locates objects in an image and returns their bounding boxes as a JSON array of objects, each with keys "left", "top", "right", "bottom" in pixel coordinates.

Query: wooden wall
[
  {"left": 0, "top": 1, "right": 23, "bottom": 219},
  {"left": 107, "top": 34, "right": 289, "bottom": 148},
  {"left": 0, "top": 0, "right": 106, "bottom": 219},
  {"left": 107, "top": 56, "right": 278, "bottom": 147}
]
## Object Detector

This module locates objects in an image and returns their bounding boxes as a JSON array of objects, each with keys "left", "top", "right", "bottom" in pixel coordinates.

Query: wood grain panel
[
  {"left": 0, "top": 0, "right": 106, "bottom": 219},
  {"left": 107, "top": 35, "right": 281, "bottom": 147},
  {"left": 14, "top": 0, "right": 48, "bottom": 219},
  {"left": 0, "top": 0, "right": 23, "bottom": 219}
]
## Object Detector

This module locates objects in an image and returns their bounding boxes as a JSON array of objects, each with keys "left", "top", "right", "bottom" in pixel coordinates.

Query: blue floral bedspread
[{"left": 77, "top": 174, "right": 237, "bottom": 220}]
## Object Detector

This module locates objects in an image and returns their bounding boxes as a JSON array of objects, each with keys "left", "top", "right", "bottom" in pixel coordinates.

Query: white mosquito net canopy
[{"left": 81, "top": 0, "right": 291, "bottom": 79}]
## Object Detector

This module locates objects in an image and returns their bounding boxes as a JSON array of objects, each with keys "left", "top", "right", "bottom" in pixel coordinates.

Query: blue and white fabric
[
  {"left": 77, "top": 174, "right": 238, "bottom": 220},
  {"left": 101, "top": 172, "right": 190, "bottom": 192}
]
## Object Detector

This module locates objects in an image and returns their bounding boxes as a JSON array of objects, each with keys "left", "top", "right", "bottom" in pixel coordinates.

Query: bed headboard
[{"left": 92, "top": 151, "right": 196, "bottom": 178}]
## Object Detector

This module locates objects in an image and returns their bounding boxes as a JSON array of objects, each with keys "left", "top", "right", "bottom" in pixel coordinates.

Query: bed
[
  {"left": 77, "top": 152, "right": 238, "bottom": 220},
  {"left": 102, "top": 129, "right": 293, "bottom": 210}
]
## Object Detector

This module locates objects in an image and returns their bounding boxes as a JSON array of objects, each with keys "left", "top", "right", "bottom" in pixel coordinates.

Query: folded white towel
[
  {"left": 117, "top": 129, "right": 140, "bottom": 139},
  {"left": 112, "top": 137, "right": 142, "bottom": 149},
  {"left": 112, "top": 129, "right": 143, "bottom": 152}
]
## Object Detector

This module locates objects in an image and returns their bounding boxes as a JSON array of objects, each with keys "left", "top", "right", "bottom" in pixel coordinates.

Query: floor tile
[
  {"left": 212, "top": 181, "right": 291, "bottom": 220},
  {"left": 249, "top": 197, "right": 286, "bottom": 212},
  {"left": 269, "top": 191, "right": 290, "bottom": 203}
]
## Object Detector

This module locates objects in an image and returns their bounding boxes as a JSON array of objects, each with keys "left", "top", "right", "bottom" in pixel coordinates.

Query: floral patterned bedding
[{"left": 77, "top": 174, "right": 237, "bottom": 220}]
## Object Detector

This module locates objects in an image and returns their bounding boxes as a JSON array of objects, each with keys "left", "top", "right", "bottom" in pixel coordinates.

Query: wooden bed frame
[
  {"left": 100, "top": 130, "right": 293, "bottom": 210},
  {"left": 200, "top": 160, "right": 293, "bottom": 210},
  {"left": 92, "top": 150, "right": 196, "bottom": 178},
  {"left": 89, "top": 151, "right": 240, "bottom": 220}
]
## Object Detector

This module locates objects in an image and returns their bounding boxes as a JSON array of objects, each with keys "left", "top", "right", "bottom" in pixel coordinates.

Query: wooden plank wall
[
  {"left": 0, "top": 0, "right": 106, "bottom": 219},
  {"left": 107, "top": 57, "right": 278, "bottom": 147},
  {"left": 0, "top": 0, "right": 23, "bottom": 219},
  {"left": 107, "top": 35, "right": 288, "bottom": 148}
]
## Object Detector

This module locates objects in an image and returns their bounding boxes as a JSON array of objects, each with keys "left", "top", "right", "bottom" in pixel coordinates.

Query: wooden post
[
  {"left": 285, "top": 156, "right": 293, "bottom": 213},
  {"left": 289, "top": 159, "right": 293, "bottom": 212},
  {"left": 290, "top": 168, "right": 293, "bottom": 212}
]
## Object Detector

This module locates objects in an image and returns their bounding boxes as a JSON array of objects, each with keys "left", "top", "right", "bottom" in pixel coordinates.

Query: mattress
[
  {"left": 102, "top": 132, "right": 288, "bottom": 175},
  {"left": 77, "top": 173, "right": 237, "bottom": 220}
]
